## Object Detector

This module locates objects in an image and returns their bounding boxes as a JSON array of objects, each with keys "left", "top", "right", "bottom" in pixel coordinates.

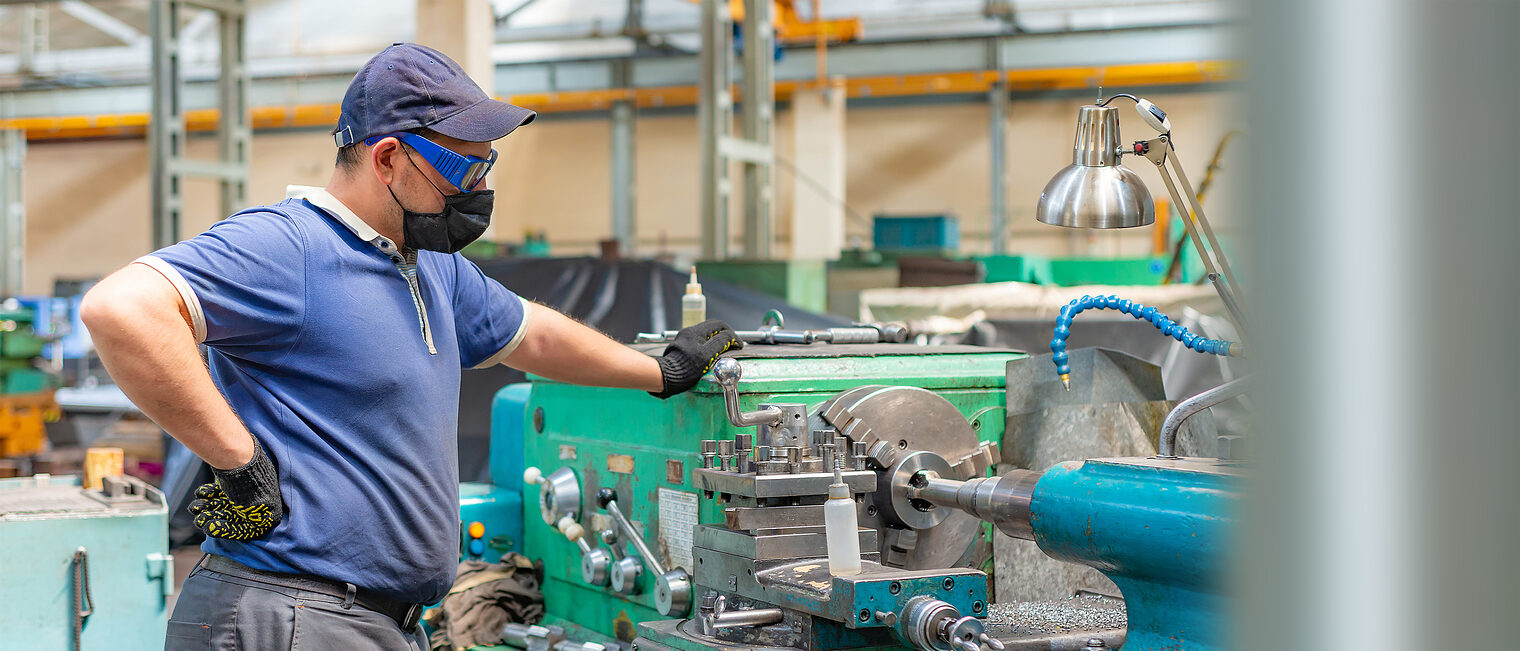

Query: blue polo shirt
[{"left": 138, "top": 186, "right": 531, "bottom": 604}]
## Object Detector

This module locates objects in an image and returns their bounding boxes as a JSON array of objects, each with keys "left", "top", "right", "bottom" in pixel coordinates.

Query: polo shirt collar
[{"left": 286, "top": 185, "right": 402, "bottom": 254}]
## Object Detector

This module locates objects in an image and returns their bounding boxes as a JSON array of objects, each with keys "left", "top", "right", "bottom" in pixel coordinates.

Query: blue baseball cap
[{"left": 333, "top": 43, "right": 535, "bottom": 148}]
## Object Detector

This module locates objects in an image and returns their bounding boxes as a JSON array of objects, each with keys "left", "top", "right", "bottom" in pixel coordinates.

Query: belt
[{"left": 200, "top": 554, "right": 425, "bottom": 632}]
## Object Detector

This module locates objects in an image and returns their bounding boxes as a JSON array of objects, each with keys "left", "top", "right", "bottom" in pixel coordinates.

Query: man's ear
[{"left": 369, "top": 137, "right": 402, "bottom": 185}]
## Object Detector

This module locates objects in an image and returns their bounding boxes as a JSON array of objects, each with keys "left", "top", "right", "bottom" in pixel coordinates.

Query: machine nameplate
[{"left": 608, "top": 454, "right": 636, "bottom": 474}]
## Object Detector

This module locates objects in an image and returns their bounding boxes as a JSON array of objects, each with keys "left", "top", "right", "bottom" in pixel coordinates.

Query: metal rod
[
  {"left": 1157, "top": 375, "right": 1253, "bottom": 458},
  {"left": 908, "top": 470, "right": 1043, "bottom": 541},
  {"left": 710, "top": 606, "right": 785, "bottom": 629},
  {"left": 1152, "top": 150, "right": 1250, "bottom": 331},
  {"left": 1165, "top": 139, "right": 1240, "bottom": 292},
  {"left": 1207, "top": 273, "right": 1250, "bottom": 339},
  {"left": 604, "top": 498, "right": 668, "bottom": 576}
]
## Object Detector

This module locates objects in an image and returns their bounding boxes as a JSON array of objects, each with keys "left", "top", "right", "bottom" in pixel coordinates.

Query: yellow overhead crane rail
[{"left": 0, "top": 60, "right": 1235, "bottom": 141}]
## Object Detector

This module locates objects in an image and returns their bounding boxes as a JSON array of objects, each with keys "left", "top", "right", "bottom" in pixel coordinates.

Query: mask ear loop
[{"left": 398, "top": 144, "right": 452, "bottom": 198}]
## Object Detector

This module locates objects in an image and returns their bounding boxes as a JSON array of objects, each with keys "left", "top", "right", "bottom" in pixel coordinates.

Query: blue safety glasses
[{"left": 365, "top": 132, "right": 498, "bottom": 192}]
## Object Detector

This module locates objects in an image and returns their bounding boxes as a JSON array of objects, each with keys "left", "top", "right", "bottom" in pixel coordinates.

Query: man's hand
[
  {"left": 651, "top": 319, "right": 742, "bottom": 399},
  {"left": 189, "top": 440, "right": 285, "bottom": 541}
]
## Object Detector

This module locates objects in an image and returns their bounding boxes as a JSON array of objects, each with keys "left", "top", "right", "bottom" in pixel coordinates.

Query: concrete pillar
[
  {"left": 739, "top": 0, "right": 774, "bottom": 259},
  {"left": 0, "top": 130, "right": 24, "bottom": 296},
  {"left": 610, "top": 99, "right": 636, "bottom": 256},
  {"left": 788, "top": 83, "right": 845, "bottom": 261},
  {"left": 698, "top": 0, "right": 733, "bottom": 259},
  {"left": 415, "top": 0, "right": 496, "bottom": 96},
  {"left": 988, "top": 81, "right": 1008, "bottom": 255}
]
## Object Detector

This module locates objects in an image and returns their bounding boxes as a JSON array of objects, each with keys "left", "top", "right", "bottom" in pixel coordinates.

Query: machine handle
[
  {"left": 712, "top": 358, "right": 784, "bottom": 428},
  {"left": 598, "top": 489, "right": 668, "bottom": 576},
  {"left": 145, "top": 552, "right": 174, "bottom": 599}
]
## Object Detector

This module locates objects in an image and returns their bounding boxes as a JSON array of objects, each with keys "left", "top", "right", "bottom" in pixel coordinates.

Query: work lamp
[{"left": 1037, "top": 94, "right": 1248, "bottom": 331}]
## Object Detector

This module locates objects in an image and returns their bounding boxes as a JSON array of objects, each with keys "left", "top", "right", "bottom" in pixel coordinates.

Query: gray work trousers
[{"left": 165, "top": 558, "right": 429, "bottom": 651}]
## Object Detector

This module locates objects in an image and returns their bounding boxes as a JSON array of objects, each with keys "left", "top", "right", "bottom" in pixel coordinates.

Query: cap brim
[{"left": 428, "top": 98, "right": 537, "bottom": 143}]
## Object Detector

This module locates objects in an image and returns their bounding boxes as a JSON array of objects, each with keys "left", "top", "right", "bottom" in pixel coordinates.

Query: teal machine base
[
  {"left": 0, "top": 474, "right": 172, "bottom": 649},
  {"left": 457, "top": 383, "right": 532, "bottom": 563}
]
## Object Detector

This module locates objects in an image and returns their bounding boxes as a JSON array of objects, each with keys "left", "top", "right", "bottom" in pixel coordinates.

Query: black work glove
[
  {"left": 189, "top": 439, "right": 285, "bottom": 541},
  {"left": 651, "top": 319, "right": 742, "bottom": 399}
]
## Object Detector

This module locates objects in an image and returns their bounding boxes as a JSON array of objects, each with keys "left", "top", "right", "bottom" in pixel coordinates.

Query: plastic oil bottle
[
  {"left": 825, "top": 462, "right": 862, "bottom": 576},
  {"left": 681, "top": 267, "right": 707, "bottom": 328}
]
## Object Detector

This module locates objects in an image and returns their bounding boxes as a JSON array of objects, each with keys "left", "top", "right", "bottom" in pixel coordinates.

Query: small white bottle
[
  {"left": 681, "top": 267, "right": 707, "bottom": 328},
  {"left": 825, "top": 464, "right": 862, "bottom": 576}
]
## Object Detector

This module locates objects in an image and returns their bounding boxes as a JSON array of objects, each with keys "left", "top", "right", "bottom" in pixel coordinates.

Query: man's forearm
[
  {"left": 504, "top": 303, "right": 663, "bottom": 392},
  {"left": 82, "top": 264, "right": 256, "bottom": 470}
]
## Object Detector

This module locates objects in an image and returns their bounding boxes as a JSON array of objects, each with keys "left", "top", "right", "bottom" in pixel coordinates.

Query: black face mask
[{"left": 388, "top": 149, "right": 494, "bottom": 254}]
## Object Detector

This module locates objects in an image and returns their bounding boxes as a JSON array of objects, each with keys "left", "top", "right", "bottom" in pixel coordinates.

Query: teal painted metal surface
[
  {"left": 455, "top": 383, "right": 532, "bottom": 564},
  {"left": 459, "top": 482, "right": 522, "bottom": 563},
  {"left": 520, "top": 348, "right": 1021, "bottom": 643},
  {"left": 0, "top": 475, "right": 171, "bottom": 648},
  {"left": 1031, "top": 457, "right": 1239, "bottom": 651},
  {"left": 490, "top": 383, "right": 533, "bottom": 489}
]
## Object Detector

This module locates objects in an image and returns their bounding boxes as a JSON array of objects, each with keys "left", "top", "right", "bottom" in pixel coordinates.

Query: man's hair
[{"left": 334, "top": 127, "right": 444, "bottom": 171}]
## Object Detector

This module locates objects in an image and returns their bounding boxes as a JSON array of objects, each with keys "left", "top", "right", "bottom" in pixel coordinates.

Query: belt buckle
[{"left": 401, "top": 603, "right": 424, "bottom": 632}]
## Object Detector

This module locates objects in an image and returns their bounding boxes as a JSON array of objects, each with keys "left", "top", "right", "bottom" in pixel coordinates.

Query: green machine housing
[{"left": 519, "top": 345, "right": 1022, "bottom": 642}]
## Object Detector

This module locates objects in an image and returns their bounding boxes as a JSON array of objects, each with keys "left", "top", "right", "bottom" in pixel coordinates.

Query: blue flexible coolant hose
[{"left": 1051, "top": 294, "right": 1241, "bottom": 389}]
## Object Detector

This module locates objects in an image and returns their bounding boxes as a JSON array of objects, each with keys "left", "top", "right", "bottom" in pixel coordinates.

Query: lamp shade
[{"left": 1036, "top": 104, "right": 1155, "bottom": 229}]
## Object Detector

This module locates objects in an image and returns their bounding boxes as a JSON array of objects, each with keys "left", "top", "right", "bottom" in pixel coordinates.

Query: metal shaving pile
[{"left": 985, "top": 594, "right": 1128, "bottom": 637}]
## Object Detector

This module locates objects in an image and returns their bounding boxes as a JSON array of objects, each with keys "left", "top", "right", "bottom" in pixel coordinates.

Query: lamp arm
[{"left": 1140, "top": 136, "right": 1251, "bottom": 333}]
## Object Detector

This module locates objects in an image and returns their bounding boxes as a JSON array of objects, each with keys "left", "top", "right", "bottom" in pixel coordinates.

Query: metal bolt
[
  {"left": 972, "top": 601, "right": 984, "bottom": 614},
  {"left": 1086, "top": 638, "right": 1107, "bottom": 649},
  {"left": 889, "top": 582, "right": 901, "bottom": 595},
  {"left": 820, "top": 443, "right": 836, "bottom": 470},
  {"left": 875, "top": 610, "right": 898, "bottom": 626},
  {"left": 754, "top": 445, "right": 772, "bottom": 462},
  {"left": 811, "top": 428, "right": 834, "bottom": 450},
  {"left": 716, "top": 439, "right": 735, "bottom": 472},
  {"left": 735, "top": 433, "right": 753, "bottom": 450},
  {"left": 858, "top": 609, "right": 871, "bottom": 622},
  {"left": 942, "top": 577, "right": 955, "bottom": 590},
  {"left": 701, "top": 440, "right": 718, "bottom": 469}
]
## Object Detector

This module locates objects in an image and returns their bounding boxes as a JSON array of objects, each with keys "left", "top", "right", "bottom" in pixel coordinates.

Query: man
[{"left": 81, "top": 43, "right": 740, "bottom": 650}]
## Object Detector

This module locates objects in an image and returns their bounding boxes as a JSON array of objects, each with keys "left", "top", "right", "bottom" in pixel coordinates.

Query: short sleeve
[
  {"left": 452, "top": 255, "right": 530, "bottom": 369},
  {"left": 138, "top": 210, "right": 306, "bottom": 353}
]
